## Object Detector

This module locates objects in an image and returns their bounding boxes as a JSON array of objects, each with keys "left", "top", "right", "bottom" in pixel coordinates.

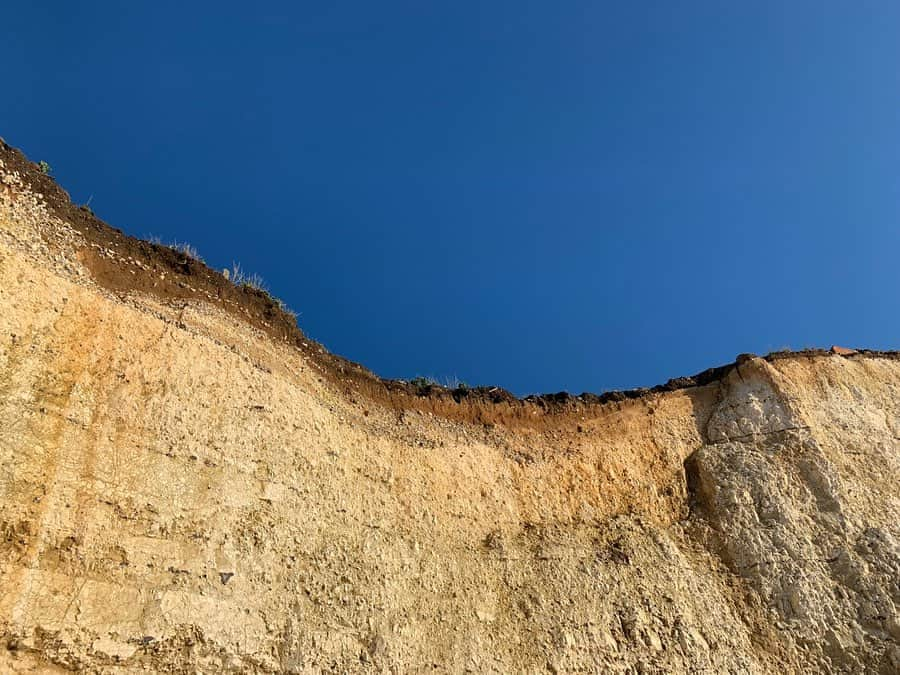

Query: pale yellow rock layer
[{"left": 0, "top": 160, "right": 898, "bottom": 672}]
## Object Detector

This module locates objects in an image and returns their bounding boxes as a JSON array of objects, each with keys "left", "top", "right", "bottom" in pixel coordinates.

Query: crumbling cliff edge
[{"left": 0, "top": 141, "right": 898, "bottom": 673}]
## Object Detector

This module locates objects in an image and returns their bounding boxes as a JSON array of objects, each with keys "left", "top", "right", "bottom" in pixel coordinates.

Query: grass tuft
[
  {"left": 229, "top": 262, "right": 266, "bottom": 291},
  {"left": 409, "top": 376, "right": 438, "bottom": 393},
  {"left": 172, "top": 241, "right": 204, "bottom": 262},
  {"left": 145, "top": 235, "right": 203, "bottom": 263},
  {"left": 137, "top": 241, "right": 300, "bottom": 326},
  {"left": 229, "top": 262, "right": 298, "bottom": 322}
]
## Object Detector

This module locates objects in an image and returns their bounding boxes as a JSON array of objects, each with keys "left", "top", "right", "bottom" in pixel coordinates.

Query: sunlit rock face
[{"left": 0, "top": 149, "right": 898, "bottom": 673}]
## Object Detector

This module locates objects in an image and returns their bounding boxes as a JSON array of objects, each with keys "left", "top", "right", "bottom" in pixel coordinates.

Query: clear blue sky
[{"left": 4, "top": 3, "right": 898, "bottom": 394}]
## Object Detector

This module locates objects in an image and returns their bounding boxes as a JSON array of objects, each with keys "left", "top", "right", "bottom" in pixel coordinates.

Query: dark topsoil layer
[{"left": 4, "top": 139, "right": 897, "bottom": 426}]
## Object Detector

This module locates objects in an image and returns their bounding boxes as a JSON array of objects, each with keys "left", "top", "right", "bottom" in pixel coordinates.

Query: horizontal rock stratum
[{"left": 0, "top": 140, "right": 898, "bottom": 673}]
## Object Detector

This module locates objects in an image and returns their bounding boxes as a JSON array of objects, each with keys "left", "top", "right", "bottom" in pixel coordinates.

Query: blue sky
[{"left": 4, "top": 3, "right": 898, "bottom": 394}]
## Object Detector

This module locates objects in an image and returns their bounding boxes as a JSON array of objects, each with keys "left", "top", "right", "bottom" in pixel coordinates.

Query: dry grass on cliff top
[{"left": 2, "top": 138, "right": 897, "bottom": 429}]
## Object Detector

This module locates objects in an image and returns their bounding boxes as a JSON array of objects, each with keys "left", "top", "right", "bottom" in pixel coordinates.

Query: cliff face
[{"left": 0, "top": 145, "right": 898, "bottom": 673}]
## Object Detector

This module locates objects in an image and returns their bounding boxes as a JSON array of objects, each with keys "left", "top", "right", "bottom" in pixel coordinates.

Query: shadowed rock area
[{"left": 0, "top": 141, "right": 898, "bottom": 673}]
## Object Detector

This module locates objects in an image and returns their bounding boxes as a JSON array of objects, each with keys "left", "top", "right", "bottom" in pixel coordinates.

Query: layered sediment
[{"left": 0, "top": 142, "right": 897, "bottom": 673}]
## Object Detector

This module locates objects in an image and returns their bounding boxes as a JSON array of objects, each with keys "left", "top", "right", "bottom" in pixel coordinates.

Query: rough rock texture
[{"left": 0, "top": 148, "right": 898, "bottom": 673}]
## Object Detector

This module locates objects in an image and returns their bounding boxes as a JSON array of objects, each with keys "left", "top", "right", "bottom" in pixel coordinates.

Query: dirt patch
[
  {"left": 3, "top": 138, "right": 897, "bottom": 427},
  {"left": 0, "top": 140, "right": 300, "bottom": 342}
]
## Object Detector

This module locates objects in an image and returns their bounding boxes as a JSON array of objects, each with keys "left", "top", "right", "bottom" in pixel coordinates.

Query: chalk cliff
[{"left": 0, "top": 141, "right": 897, "bottom": 672}]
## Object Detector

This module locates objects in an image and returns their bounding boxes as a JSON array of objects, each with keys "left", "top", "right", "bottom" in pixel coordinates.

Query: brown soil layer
[{"left": 3, "top": 138, "right": 897, "bottom": 426}]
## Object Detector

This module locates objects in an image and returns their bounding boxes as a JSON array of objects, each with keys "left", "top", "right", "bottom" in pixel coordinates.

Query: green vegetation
[
  {"left": 37, "top": 160, "right": 52, "bottom": 175},
  {"left": 410, "top": 376, "right": 438, "bottom": 392},
  {"left": 408, "top": 376, "right": 469, "bottom": 393}
]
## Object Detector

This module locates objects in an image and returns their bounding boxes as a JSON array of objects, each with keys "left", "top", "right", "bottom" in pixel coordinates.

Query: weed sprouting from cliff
[
  {"left": 146, "top": 236, "right": 205, "bottom": 263},
  {"left": 140, "top": 234, "right": 298, "bottom": 326},
  {"left": 229, "top": 262, "right": 266, "bottom": 291},
  {"left": 408, "top": 376, "right": 470, "bottom": 395},
  {"left": 409, "top": 376, "right": 438, "bottom": 394},
  {"left": 172, "top": 242, "right": 203, "bottom": 262},
  {"left": 229, "top": 262, "right": 298, "bottom": 322}
]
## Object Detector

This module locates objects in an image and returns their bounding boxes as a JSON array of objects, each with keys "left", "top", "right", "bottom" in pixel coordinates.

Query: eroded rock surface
[{"left": 0, "top": 147, "right": 898, "bottom": 672}]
